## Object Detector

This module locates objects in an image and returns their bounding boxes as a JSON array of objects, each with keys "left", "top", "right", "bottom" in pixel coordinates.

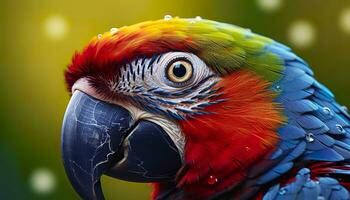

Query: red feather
[{"left": 153, "top": 70, "right": 284, "bottom": 199}]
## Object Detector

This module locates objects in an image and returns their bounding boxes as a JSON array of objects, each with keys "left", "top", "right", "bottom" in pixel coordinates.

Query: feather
[
  {"left": 304, "top": 148, "right": 344, "bottom": 161},
  {"left": 278, "top": 125, "right": 306, "bottom": 140}
]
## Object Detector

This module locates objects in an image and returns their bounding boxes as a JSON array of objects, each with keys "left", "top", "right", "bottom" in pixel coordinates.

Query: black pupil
[{"left": 173, "top": 63, "right": 187, "bottom": 78}]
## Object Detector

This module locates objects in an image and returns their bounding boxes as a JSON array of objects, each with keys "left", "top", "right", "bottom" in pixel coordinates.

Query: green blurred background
[{"left": 0, "top": 0, "right": 349, "bottom": 199}]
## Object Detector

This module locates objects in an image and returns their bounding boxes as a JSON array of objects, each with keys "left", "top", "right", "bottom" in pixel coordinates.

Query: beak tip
[{"left": 62, "top": 151, "right": 105, "bottom": 200}]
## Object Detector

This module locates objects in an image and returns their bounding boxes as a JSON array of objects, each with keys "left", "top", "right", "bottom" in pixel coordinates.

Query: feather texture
[
  {"left": 64, "top": 18, "right": 350, "bottom": 200},
  {"left": 65, "top": 18, "right": 284, "bottom": 92}
]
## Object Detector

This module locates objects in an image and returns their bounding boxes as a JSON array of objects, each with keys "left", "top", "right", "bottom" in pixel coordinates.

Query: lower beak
[{"left": 61, "top": 91, "right": 182, "bottom": 200}]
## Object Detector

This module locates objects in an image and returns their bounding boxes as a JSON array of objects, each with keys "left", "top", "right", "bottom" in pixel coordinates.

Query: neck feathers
[{"left": 154, "top": 70, "right": 284, "bottom": 199}]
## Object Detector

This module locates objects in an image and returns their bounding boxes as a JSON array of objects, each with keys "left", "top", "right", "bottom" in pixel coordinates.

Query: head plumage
[{"left": 65, "top": 17, "right": 284, "bottom": 91}]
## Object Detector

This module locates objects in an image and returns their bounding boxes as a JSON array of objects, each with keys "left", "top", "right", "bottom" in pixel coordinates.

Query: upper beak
[{"left": 61, "top": 91, "right": 182, "bottom": 200}]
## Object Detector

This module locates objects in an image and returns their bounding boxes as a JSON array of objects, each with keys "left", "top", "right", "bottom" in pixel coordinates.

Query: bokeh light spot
[
  {"left": 287, "top": 20, "right": 316, "bottom": 49},
  {"left": 43, "top": 14, "right": 69, "bottom": 40},
  {"left": 257, "top": 0, "right": 282, "bottom": 12},
  {"left": 29, "top": 168, "right": 56, "bottom": 195},
  {"left": 339, "top": 7, "right": 350, "bottom": 34}
]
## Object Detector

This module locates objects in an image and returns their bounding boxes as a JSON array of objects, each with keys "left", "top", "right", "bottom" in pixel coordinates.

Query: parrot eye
[
  {"left": 166, "top": 59, "right": 193, "bottom": 83},
  {"left": 146, "top": 52, "right": 214, "bottom": 90}
]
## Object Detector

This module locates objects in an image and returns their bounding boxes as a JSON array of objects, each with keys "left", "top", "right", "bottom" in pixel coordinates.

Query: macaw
[{"left": 61, "top": 16, "right": 350, "bottom": 200}]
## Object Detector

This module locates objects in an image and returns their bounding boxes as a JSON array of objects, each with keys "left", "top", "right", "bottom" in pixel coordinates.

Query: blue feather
[
  {"left": 285, "top": 99, "right": 318, "bottom": 113},
  {"left": 304, "top": 148, "right": 344, "bottom": 161},
  {"left": 333, "top": 168, "right": 350, "bottom": 175},
  {"left": 257, "top": 40, "right": 350, "bottom": 199},
  {"left": 270, "top": 148, "right": 283, "bottom": 160},
  {"left": 256, "top": 162, "right": 293, "bottom": 184},
  {"left": 273, "top": 162, "right": 294, "bottom": 174},
  {"left": 296, "top": 181, "right": 319, "bottom": 200},
  {"left": 286, "top": 60, "right": 314, "bottom": 75},
  {"left": 305, "top": 139, "right": 328, "bottom": 151},
  {"left": 277, "top": 88, "right": 314, "bottom": 101},
  {"left": 263, "top": 184, "right": 280, "bottom": 200},
  {"left": 282, "top": 67, "right": 306, "bottom": 81},
  {"left": 281, "top": 141, "right": 306, "bottom": 163},
  {"left": 315, "top": 134, "right": 335, "bottom": 146},
  {"left": 297, "top": 115, "right": 325, "bottom": 129},
  {"left": 278, "top": 125, "right": 306, "bottom": 140},
  {"left": 283, "top": 75, "right": 314, "bottom": 92},
  {"left": 333, "top": 146, "right": 350, "bottom": 159},
  {"left": 314, "top": 81, "right": 335, "bottom": 98},
  {"left": 335, "top": 140, "right": 350, "bottom": 151}
]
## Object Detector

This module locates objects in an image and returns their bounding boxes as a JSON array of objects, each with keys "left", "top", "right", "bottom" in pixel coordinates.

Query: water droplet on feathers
[
  {"left": 207, "top": 175, "right": 218, "bottom": 185},
  {"left": 306, "top": 133, "right": 315, "bottom": 142},
  {"left": 164, "top": 15, "right": 172, "bottom": 20},
  {"left": 110, "top": 28, "right": 118, "bottom": 34}
]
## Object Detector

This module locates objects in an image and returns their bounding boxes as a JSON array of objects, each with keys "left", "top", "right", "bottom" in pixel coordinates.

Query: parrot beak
[{"left": 61, "top": 91, "right": 182, "bottom": 200}]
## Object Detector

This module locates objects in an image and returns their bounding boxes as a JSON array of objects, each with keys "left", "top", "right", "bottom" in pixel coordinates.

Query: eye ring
[{"left": 166, "top": 59, "right": 193, "bottom": 83}]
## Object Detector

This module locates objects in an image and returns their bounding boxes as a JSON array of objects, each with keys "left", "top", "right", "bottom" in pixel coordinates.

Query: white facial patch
[{"left": 114, "top": 52, "right": 221, "bottom": 119}]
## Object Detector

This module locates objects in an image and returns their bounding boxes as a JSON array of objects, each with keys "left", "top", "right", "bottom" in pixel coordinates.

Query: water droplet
[
  {"left": 343, "top": 106, "right": 348, "bottom": 112},
  {"left": 306, "top": 133, "right": 314, "bottom": 142},
  {"left": 246, "top": 28, "right": 252, "bottom": 32},
  {"left": 164, "top": 15, "right": 172, "bottom": 20},
  {"left": 195, "top": 16, "right": 202, "bottom": 20},
  {"left": 245, "top": 146, "right": 250, "bottom": 151},
  {"left": 274, "top": 85, "right": 282, "bottom": 92},
  {"left": 336, "top": 124, "right": 345, "bottom": 133},
  {"left": 110, "top": 27, "right": 118, "bottom": 34},
  {"left": 207, "top": 175, "right": 218, "bottom": 185},
  {"left": 317, "top": 196, "right": 325, "bottom": 200},
  {"left": 322, "top": 107, "right": 331, "bottom": 115},
  {"left": 189, "top": 19, "right": 196, "bottom": 24},
  {"left": 97, "top": 34, "right": 102, "bottom": 39},
  {"left": 279, "top": 187, "right": 287, "bottom": 195}
]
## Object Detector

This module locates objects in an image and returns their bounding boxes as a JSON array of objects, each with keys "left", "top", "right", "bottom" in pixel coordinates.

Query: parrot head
[{"left": 62, "top": 17, "right": 286, "bottom": 199}]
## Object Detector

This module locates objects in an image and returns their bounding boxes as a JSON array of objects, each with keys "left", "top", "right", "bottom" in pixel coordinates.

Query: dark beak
[{"left": 61, "top": 91, "right": 182, "bottom": 200}]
